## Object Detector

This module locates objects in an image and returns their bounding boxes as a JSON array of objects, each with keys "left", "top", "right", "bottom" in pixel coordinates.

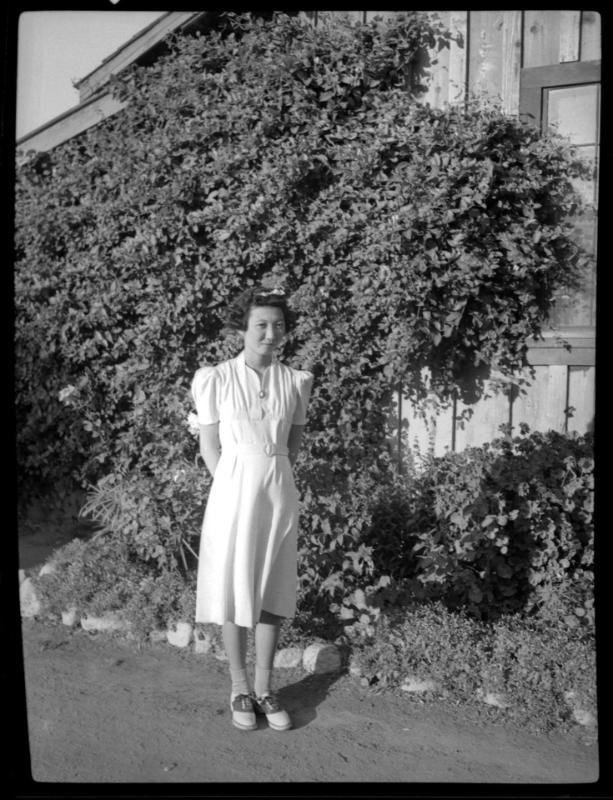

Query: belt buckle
[{"left": 264, "top": 443, "right": 273, "bottom": 456}]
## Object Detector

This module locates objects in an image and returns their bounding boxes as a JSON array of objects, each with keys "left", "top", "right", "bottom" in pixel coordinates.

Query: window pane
[
  {"left": 546, "top": 84, "right": 599, "bottom": 144},
  {"left": 551, "top": 264, "right": 596, "bottom": 327},
  {"left": 570, "top": 145, "right": 598, "bottom": 208},
  {"left": 550, "top": 211, "right": 597, "bottom": 328},
  {"left": 545, "top": 82, "right": 598, "bottom": 328}
]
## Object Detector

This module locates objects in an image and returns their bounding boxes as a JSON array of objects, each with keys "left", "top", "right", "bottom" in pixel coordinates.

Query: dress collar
[{"left": 237, "top": 349, "right": 279, "bottom": 374}]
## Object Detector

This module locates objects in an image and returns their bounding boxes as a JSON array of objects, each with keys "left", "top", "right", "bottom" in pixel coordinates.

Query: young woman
[{"left": 191, "top": 287, "right": 313, "bottom": 732}]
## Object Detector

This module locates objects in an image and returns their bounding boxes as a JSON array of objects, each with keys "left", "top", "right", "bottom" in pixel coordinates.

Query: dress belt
[{"left": 224, "top": 443, "right": 289, "bottom": 457}]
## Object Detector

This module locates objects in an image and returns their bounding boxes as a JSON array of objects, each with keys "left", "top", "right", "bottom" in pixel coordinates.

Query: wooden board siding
[
  {"left": 75, "top": 12, "right": 206, "bottom": 103},
  {"left": 398, "top": 391, "right": 455, "bottom": 460},
  {"left": 455, "top": 385, "right": 511, "bottom": 450},
  {"left": 559, "top": 11, "right": 582, "bottom": 62},
  {"left": 421, "top": 11, "right": 467, "bottom": 108},
  {"left": 526, "top": 336, "right": 595, "bottom": 367},
  {"left": 567, "top": 366, "right": 595, "bottom": 434},
  {"left": 468, "top": 11, "right": 522, "bottom": 114},
  {"left": 16, "top": 92, "right": 126, "bottom": 158},
  {"left": 523, "top": 10, "right": 595, "bottom": 67},
  {"left": 581, "top": 11, "right": 601, "bottom": 61},
  {"left": 446, "top": 12, "right": 468, "bottom": 107},
  {"left": 400, "top": 363, "right": 595, "bottom": 459},
  {"left": 524, "top": 11, "right": 564, "bottom": 67},
  {"left": 398, "top": 360, "right": 594, "bottom": 463},
  {"left": 511, "top": 366, "right": 568, "bottom": 433}
]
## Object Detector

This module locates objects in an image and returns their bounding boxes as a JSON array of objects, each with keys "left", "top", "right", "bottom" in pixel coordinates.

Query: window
[{"left": 520, "top": 61, "right": 599, "bottom": 331}]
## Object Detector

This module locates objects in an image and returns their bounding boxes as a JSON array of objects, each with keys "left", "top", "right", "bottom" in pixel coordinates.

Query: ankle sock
[
  {"left": 230, "top": 667, "right": 250, "bottom": 699},
  {"left": 254, "top": 666, "right": 273, "bottom": 698}
]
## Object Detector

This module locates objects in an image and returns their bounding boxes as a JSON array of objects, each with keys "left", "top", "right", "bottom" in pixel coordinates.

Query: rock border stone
[
  {"left": 401, "top": 676, "right": 440, "bottom": 694},
  {"left": 477, "top": 689, "right": 511, "bottom": 709},
  {"left": 564, "top": 690, "right": 597, "bottom": 728},
  {"left": 193, "top": 628, "right": 214, "bottom": 655},
  {"left": 61, "top": 607, "right": 79, "bottom": 627},
  {"left": 81, "top": 611, "right": 130, "bottom": 633},
  {"left": 166, "top": 621, "right": 193, "bottom": 648},
  {"left": 19, "top": 577, "right": 42, "bottom": 618},
  {"left": 303, "top": 642, "right": 342, "bottom": 675},
  {"left": 273, "top": 646, "right": 303, "bottom": 669},
  {"left": 38, "top": 562, "right": 57, "bottom": 578}
]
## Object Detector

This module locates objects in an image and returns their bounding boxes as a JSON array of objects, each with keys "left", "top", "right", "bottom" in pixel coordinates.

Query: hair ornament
[{"left": 260, "top": 286, "right": 286, "bottom": 297}]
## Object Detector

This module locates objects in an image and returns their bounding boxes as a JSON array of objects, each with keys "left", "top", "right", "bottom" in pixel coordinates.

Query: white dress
[{"left": 191, "top": 351, "right": 314, "bottom": 627}]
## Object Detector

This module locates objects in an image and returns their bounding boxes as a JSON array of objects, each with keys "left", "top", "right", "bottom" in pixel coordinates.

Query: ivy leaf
[
  {"left": 339, "top": 605, "right": 355, "bottom": 620},
  {"left": 468, "top": 586, "right": 483, "bottom": 603}
]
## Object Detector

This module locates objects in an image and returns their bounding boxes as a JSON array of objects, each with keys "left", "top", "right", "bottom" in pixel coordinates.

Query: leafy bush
[
  {"left": 407, "top": 426, "right": 594, "bottom": 622},
  {"left": 331, "top": 426, "right": 594, "bottom": 640},
  {"left": 122, "top": 570, "right": 197, "bottom": 640},
  {"left": 78, "top": 454, "right": 207, "bottom": 572},
  {"left": 33, "top": 537, "right": 149, "bottom": 619},
  {"left": 31, "top": 424, "right": 593, "bottom": 656},
  {"left": 33, "top": 537, "right": 197, "bottom": 640},
  {"left": 15, "top": 12, "right": 592, "bottom": 618},
  {"left": 351, "top": 601, "right": 596, "bottom": 732}
]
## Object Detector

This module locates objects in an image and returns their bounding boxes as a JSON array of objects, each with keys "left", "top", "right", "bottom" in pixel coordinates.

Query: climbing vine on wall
[{"left": 16, "top": 12, "right": 592, "bottom": 612}]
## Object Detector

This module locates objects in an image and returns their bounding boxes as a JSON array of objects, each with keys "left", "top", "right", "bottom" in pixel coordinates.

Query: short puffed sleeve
[
  {"left": 191, "top": 366, "right": 219, "bottom": 425},
  {"left": 291, "top": 370, "right": 314, "bottom": 425}
]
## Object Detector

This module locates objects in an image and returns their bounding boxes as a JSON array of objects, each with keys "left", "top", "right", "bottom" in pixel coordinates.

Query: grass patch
[{"left": 350, "top": 600, "right": 596, "bottom": 734}]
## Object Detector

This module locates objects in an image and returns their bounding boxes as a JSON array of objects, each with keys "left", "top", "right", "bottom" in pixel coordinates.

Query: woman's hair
[{"left": 224, "top": 287, "right": 296, "bottom": 332}]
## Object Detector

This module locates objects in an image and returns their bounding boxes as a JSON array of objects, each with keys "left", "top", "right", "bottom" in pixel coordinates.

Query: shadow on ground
[{"left": 276, "top": 670, "right": 344, "bottom": 730}]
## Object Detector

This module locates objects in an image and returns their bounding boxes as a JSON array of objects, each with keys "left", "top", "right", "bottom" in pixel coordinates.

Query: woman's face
[{"left": 241, "top": 305, "right": 286, "bottom": 361}]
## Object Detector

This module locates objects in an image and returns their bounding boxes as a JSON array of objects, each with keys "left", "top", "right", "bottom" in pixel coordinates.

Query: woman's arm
[
  {"left": 199, "top": 423, "right": 221, "bottom": 477},
  {"left": 287, "top": 424, "right": 305, "bottom": 467}
]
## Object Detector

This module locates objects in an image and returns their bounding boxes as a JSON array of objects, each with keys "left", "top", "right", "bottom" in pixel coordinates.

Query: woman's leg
[
  {"left": 222, "top": 622, "right": 249, "bottom": 697},
  {"left": 254, "top": 610, "right": 283, "bottom": 697},
  {"left": 252, "top": 610, "right": 292, "bottom": 730}
]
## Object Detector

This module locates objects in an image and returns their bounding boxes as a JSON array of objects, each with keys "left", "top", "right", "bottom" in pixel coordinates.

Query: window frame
[
  {"left": 520, "top": 61, "right": 601, "bottom": 127},
  {"left": 520, "top": 59, "right": 599, "bottom": 365}
]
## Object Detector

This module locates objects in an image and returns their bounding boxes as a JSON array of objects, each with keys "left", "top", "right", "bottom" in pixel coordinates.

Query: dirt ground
[{"left": 17, "top": 511, "right": 600, "bottom": 785}]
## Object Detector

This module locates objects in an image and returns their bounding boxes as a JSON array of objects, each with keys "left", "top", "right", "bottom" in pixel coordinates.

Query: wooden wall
[
  {"left": 317, "top": 10, "right": 599, "bottom": 454},
  {"left": 327, "top": 10, "right": 601, "bottom": 112},
  {"left": 396, "top": 362, "right": 595, "bottom": 463}
]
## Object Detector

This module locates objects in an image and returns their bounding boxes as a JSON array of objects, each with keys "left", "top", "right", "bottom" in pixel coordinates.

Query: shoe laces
[
  {"left": 232, "top": 693, "right": 254, "bottom": 711},
  {"left": 255, "top": 692, "right": 282, "bottom": 712}
]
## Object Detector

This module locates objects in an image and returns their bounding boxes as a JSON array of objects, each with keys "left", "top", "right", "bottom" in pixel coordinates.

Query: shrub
[
  {"left": 332, "top": 427, "right": 594, "bottom": 640},
  {"left": 15, "top": 12, "right": 592, "bottom": 621},
  {"left": 352, "top": 601, "right": 596, "bottom": 732},
  {"left": 34, "top": 537, "right": 197, "bottom": 641},
  {"left": 33, "top": 537, "right": 150, "bottom": 619},
  {"left": 78, "top": 453, "right": 207, "bottom": 572},
  {"left": 407, "top": 426, "right": 594, "bottom": 623},
  {"left": 122, "top": 570, "right": 197, "bottom": 640}
]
